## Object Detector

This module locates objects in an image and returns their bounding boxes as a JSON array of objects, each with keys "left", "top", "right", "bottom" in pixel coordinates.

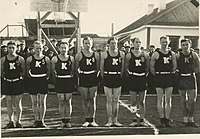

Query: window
[
  {"left": 167, "top": 36, "right": 180, "bottom": 51},
  {"left": 184, "top": 36, "right": 199, "bottom": 49}
]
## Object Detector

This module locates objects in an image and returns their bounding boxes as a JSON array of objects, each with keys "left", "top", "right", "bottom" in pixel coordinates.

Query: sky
[{"left": 0, "top": 0, "right": 173, "bottom": 37}]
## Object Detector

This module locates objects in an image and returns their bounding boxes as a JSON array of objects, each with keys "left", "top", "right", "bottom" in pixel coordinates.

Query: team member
[
  {"left": 75, "top": 36, "right": 100, "bottom": 127},
  {"left": 51, "top": 42, "right": 75, "bottom": 128},
  {"left": 1, "top": 41, "right": 25, "bottom": 128},
  {"left": 150, "top": 36, "right": 176, "bottom": 127},
  {"left": 26, "top": 41, "right": 50, "bottom": 128},
  {"left": 177, "top": 39, "right": 200, "bottom": 127},
  {"left": 100, "top": 37, "right": 125, "bottom": 127},
  {"left": 125, "top": 38, "right": 150, "bottom": 126}
]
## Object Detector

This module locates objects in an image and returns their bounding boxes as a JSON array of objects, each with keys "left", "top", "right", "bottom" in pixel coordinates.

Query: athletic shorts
[
  {"left": 55, "top": 77, "right": 75, "bottom": 93},
  {"left": 28, "top": 77, "right": 48, "bottom": 95},
  {"left": 178, "top": 75, "right": 196, "bottom": 90},
  {"left": 1, "top": 78, "right": 24, "bottom": 95},
  {"left": 103, "top": 74, "right": 122, "bottom": 88},
  {"left": 155, "top": 74, "right": 174, "bottom": 88},
  {"left": 79, "top": 73, "right": 99, "bottom": 88},
  {"left": 128, "top": 75, "right": 147, "bottom": 92}
]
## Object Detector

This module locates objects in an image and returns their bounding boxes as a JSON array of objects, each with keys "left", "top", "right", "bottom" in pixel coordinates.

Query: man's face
[
  {"left": 7, "top": 44, "right": 17, "bottom": 55},
  {"left": 150, "top": 47, "right": 155, "bottom": 52},
  {"left": 20, "top": 44, "right": 25, "bottom": 50},
  {"left": 160, "top": 38, "right": 168, "bottom": 48},
  {"left": 181, "top": 41, "right": 190, "bottom": 52},
  {"left": 133, "top": 38, "right": 141, "bottom": 49},
  {"left": 109, "top": 40, "right": 117, "bottom": 50},
  {"left": 83, "top": 39, "right": 92, "bottom": 50},
  {"left": 34, "top": 44, "right": 43, "bottom": 55},
  {"left": 59, "top": 44, "right": 68, "bottom": 54}
]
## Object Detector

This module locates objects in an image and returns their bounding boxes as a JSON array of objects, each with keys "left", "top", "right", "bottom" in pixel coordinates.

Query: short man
[
  {"left": 125, "top": 38, "right": 150, "bottom": 126},
  {"left": 150, "top": 36, "right": 177, "bottom": 127},
  {"left": 1, "top": 41, "right": 25, "bottom": 128},
  {"left": 100, "top": 37, "right": 125, "bottom": 127},
  {"left": 177, "top": 39, "right": 200, "bottom": 127},
  {"left": 26, "top": 41, "right": 51, "bottom": 128},
  {"left": 75, "top": 36, "right": 100, "bottom": 127},
  {"left": 51, "top": 42, "right": 75, "bottom": 128}
]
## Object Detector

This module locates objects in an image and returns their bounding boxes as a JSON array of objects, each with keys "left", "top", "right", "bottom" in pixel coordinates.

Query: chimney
[
  {"left": 147, "top": 4, "right": 154, "bottom": 15},
  {"left": 158, "top": 0, "right": 166, "bottom": 12}
]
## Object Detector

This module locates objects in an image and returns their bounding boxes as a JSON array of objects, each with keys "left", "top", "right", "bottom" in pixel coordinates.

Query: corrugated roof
[{"left": 114, "top": 0, "right": 197, "bottom": 36}]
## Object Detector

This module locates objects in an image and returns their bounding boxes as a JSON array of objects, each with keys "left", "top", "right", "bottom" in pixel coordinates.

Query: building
[{"left": 114, "top": 0, "right": 199, "bottom": 51}]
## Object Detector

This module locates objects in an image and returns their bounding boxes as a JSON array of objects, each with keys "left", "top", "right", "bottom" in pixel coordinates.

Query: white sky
[{"left": 0, "top": 0, "right": 173, "bottom": 36}]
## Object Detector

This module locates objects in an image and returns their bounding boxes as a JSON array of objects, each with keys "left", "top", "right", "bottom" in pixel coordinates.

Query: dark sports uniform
[
  {"left": 177, "top": 52, "right": 197, "bottom": 90},
  {"left": 79, "top": 51, "right": 98, "bottom": 88},
  {"left": 2, "top": 56, "right": 24, "bottom": 95},
  {"left": 55, "top": 56, "right": 75, "bottom": 93},
  {"left": 155, "top": 51, "right": 174, "bottom": 88},
  {"left": 128, "top": 51, "right": 147, "bottom": 92},
  {"left": 103, "top": 51, "right": 122, "bottom": 88},
  {"left": 28, "top": 56, "right": 48, "bottom": 94}
]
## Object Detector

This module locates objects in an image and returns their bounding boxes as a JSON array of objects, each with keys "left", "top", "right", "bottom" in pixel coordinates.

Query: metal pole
[
  {"left": 37, "top": 11, "right": 42, "bottom": 41},
  {"left": 76, "top": 12, "right": 81, "bottom": 53}
]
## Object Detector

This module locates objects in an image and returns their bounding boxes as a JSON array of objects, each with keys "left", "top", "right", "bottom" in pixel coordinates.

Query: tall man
[
  {"left": 125, "top": 38, "right": 150, "bottom": 126},
  {"left": 1, "top": 41, "right": 25, "bottom": 128},
  {"left": 100, "top": 37, "right": 125, "bottom": 127},
  {"left": 177, "top": 39, "right": 200, "bottom": 127},
  {"left": 75, "top": 37, "right": 100, "bottom": 127},
  {"left": 26, "top": 41, "right": 51, "bottom": 128},
  {"left": 51, "top": 42, "right": 75, "bottom": 128},
  {"left": 150, "top": 36, "right": 177, "bottom": 127}
]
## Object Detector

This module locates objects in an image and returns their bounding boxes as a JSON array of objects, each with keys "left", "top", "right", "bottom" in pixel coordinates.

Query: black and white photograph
[{"left": 0, "top": 0, "right": 200, "bottom": 139}]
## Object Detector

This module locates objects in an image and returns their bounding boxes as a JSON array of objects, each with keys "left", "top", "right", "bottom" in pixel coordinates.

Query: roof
[{"left": 114, "top": 0, "right": 199, "bottom": 36}]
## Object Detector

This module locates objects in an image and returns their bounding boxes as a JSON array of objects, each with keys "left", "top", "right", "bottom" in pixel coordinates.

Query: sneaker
[
  {"left": 113, "top": 121, "right": 123, "bottom": 127},
  {"left": 4, "top": 121, "right": 15, "bottom": 129},
  {"left": 129, "top": 122, "right": 138, "bottom": 127},
  {"left": 82, "top": 122, "right": 90, "bottom": 127},
  {"left": 105, "top": 122, "right": 112, "bottom": 127},
  {"left": 187, "top": 122, "right": 199, "bottom": 128},
  {"left": 60, "top": 122, "right": 66, "bottom": 128},
  {"left": 158, "top": 118, "right": 166, "bottom": 128},
  {"left": 165, "top": 119, "right": 173, "bottom": 127},
  {"left": 90, "top": 121, "right": 99, "bottom": 127},
  {"left": 65, "top": 123, "right": 72, "bottom": 128},
  {"left": 129, "top": 106, "right": 137, "bottom": 113},
  {"left": 15, "top": 122, "right": 23, "bottom": 128}
]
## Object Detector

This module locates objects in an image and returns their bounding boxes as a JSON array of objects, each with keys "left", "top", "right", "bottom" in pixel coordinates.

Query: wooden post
[
  {"left": 76, "top": 12, "right": 81, "bottom": 53},
  {"left": 37, "top": 11, "right": 42, "bottom": 41}
]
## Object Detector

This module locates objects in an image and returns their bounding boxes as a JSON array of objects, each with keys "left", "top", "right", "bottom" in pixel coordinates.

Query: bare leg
[
  {"left": 6, "top": 95, "right": 14, "bottom": 122},
  {"left": 57, "top": 93, "right": 65, "bottom": 120},
  {"left": 138, "top": 91, "right": 146, "bottom": 119},
  {"left": 156, "top": 88, "right": 165, "bottom": 118},
  {"left": 30, "top": 95, "right": 39, "bottom": 121},
  {"left": 78, "top": 87, "right": 89, "bottom": 120},
  {"left": 88, "top": 86, "right": 97, "bottom": 120},
  {"left": 104, "top": 86, "right": 113, "bottom": 125},
  {"left": 179, "top": 90, "right": 188, "bottom": 122},
  {"left": 39, "top": 94, "right": 47, "bottom": 123},
  {"left": 164, "top": 87, "right": 173, "bottom": 119},
  {"left": 14, "top": 95, "right": 23, "bottom": 123}
]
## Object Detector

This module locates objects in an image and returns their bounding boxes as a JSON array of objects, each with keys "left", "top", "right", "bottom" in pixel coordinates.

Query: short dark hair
[
  {"left": 160, "top": 36, "right": 168, "bottom": 41},
  {"left": 58, "top": 41, "right": 69, "bottom": 47},
  {"left": 107, "top": 37, "right": 117, "bottom": 44},
  {"left": 181, "top": 38, "right": 192, "bottom": 44},
  {"left": 7, "top": 41, "right": 16, "bottom": 46},
  {"left": 33, "top": 41, "right": 42, "bottom": 47},
  {"left": 130, "top": 37, "right": 138, "bottom": 43},
  {"left": 150, "top": 45, "right": 155, "bottom": 48},
  {"left": 82, "top": 36, "right": 93, "bottom": 44}
]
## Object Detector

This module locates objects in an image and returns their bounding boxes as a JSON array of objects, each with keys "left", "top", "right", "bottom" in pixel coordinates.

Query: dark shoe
[
  {"left": 3, "top": 121, "right": 15, "bottom": 129},
  {"left": 187, "top": 122, "right": 199, "bottom": 128},
  {"left": 165, "top": 119, "right": 173, "bottom": 127},
  {"left": 40, "top": 121, "right": 47, "bottom": 128},
  {"left": 15, "top": 122, "right": 23, "bottom": 128},
  {"left": 32, "top": 121, "right": 40, "bottom": 128}
]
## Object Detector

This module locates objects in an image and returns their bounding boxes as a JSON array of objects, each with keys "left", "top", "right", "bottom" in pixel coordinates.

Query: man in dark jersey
[
  {"left": 51, "top": 42, "right": 75, "bottom": 128},
  {"left": 100, "top": 37, "right": 125, "bottom": 127},
  {"left": 26, "top": 41, "right": 51, "bottom": 128},
  {"left": 1, "top": 41, "right": 25, "bottom": 128},
  {"left": 75, "top": 37, "right": 100, "bottom": 127},
  {"left": 125, "top": 38, "right": 150, "bottom": 127},
  {"left": 150, "top": 36, "right": 176, "bottom": 127},
  {"left": 177, "top": 39, "right": 200, "bottom": 127}
]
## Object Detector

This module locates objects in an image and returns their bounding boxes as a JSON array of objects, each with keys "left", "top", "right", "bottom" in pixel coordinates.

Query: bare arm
[
  {"left": 120, "top": 51, "right": 125, "bottom": 77},
  {"left": 18, "top": 56, "right": 26, "bottom": 78},
  {"left": 75, "top": 52, "right": 82, "bottom": 78},
  {"left": 45, "top": 56, "right": 51, "bottom": 79},
  {"left": 1, "top": 57, "right": 5, "bottom": 78},
  {"left": 171, "top": 51, "right": 177, "bottom": 72},
  {"left": 100, "top": 51, "right": 106, "bottom": 79},
  {"left": 192, "top": 52, "right": 200, "bottom": 73},
  {"left": 26, "top": 56, "right": 32, "bottom": 78},
  {"left": 150, "top": 52, "right": 158, "bottom": 76},
  {"left": 95, "top": 52, "right": 100, "bottom": 71},
  {"left": 70, "top": 56, "right": 75, "bottom": 76},
  {"left": 51, "top": 56, "right": 57, "bottom": 79},
  {"left": 125, "top": 53, "right": 131, "bottom": 77},
  {"left": 144, "top": 52, "right": 150, "bottom": 73}
]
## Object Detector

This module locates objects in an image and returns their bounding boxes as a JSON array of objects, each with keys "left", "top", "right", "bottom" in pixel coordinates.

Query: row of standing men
[{"left": 1, "top": 36, "right": 200, "bottom": 128}]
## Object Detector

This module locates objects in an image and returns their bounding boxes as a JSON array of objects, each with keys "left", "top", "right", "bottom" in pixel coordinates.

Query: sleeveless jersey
[
  {"left": 30, "top": 56, "right": 47, "bottom": 75},
  {"left": 155, "top": 51, "right": 173, "bottom": 72},
  {"left": 178, "top": 52, "right": 194, "bottom": 74},
  {"left": 79, "top": 51, "right": 97, "bottom": 72},
  {"left": 3, "top": 56, "right": 22, "bottom": 79},
  {"left": 104, "top": 51, "right": 122, "bottom": 72},
  {"left": 55, "top": 56, "right": 72, "bottom": 76},
  {"left": 128, "top": 51, "right": 146, "bottom": 73}
]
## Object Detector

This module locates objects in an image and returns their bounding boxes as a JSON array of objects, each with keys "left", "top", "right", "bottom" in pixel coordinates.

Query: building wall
[
  {"left": 150, "top": 27, "right": 199, "bottom": 49},
  {"left": 130, "top": 28, "right": 147, "bottom": 48}
]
